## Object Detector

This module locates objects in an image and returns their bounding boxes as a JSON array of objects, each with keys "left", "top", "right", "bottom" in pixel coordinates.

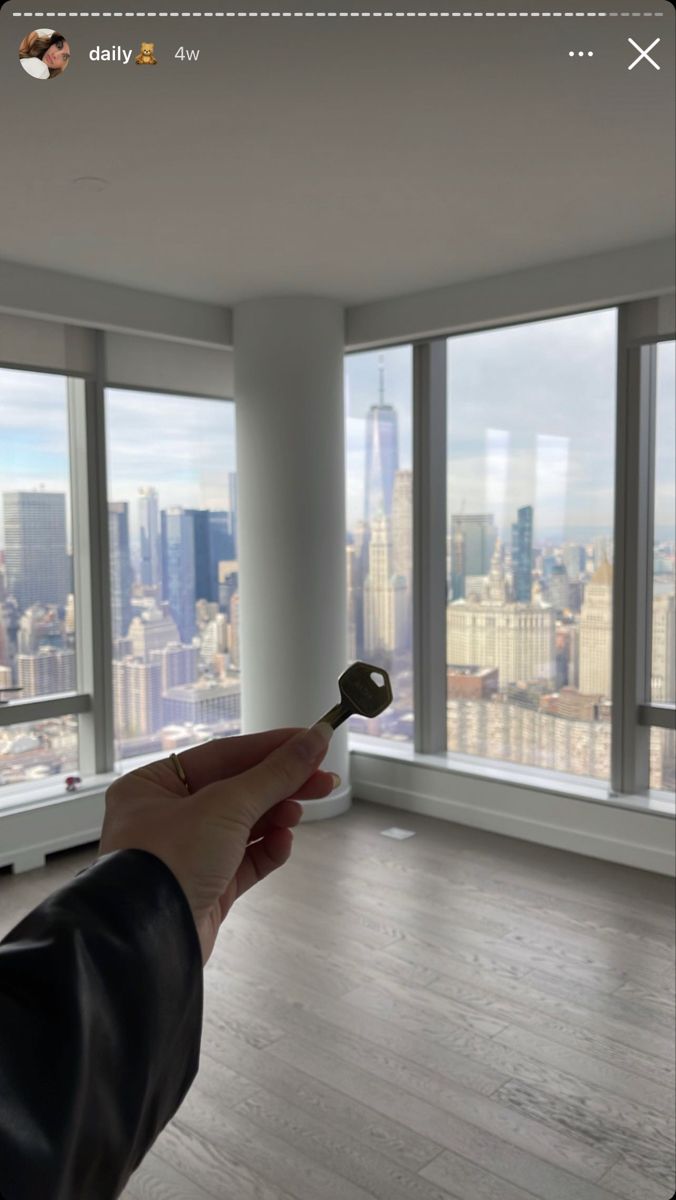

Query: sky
[
  {"left": 1, "top": 311, "right": 674, "bottom": 554},
  {"left": 345, "top": 307, "right": 674, "bottom": 542}
]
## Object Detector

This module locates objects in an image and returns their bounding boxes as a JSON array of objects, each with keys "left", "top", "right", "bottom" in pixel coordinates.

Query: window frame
[
  {"left": 349, "top": 298, "right": 676, "bottom": 799},
  {"left": 0, "top": 363, "right": 95, "bottom": 801},
  {"left": 0, "top": 342, "right": 236, "bottom": 797},
  {"left": 612, "top": 305, "right": 676, "bottom": 796},
  {"left": 1, "top": 297, "right": 674, "bottom": 807}
]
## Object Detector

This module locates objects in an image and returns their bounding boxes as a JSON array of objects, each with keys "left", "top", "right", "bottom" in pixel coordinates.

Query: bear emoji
[{"left": 135, "top": 41, "right": 158, "bottom": 65}]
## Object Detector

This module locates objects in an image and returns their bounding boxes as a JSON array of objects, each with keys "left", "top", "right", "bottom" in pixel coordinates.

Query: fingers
[
  {"left": 247, "top": 797, "right": 303, "bottom": 845},
  {"left": 291, "top": 769, "right": 341, "bottom": 802},
  {"left": 228, "top": 826, "right": 295, "bottom": 905},
  {"left": 174, "top": 728, "right": 304, "bottom": 793},
  {"left": 210, "top": 723, "right": 334, "bottom": 828},
  {"left": 245, "top": 763, "right": 339, "bottom": 842}
]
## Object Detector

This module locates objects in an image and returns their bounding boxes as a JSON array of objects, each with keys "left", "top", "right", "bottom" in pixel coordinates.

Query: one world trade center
[{"left": 363, "top": 354, "right": 400, "bottom": 524}]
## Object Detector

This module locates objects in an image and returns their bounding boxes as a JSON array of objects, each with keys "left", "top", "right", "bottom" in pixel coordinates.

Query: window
[
  {"left": 0, "top": 369, "right": 79, "bottom": 791},
  {"left": 446, "top": 309, "right": 617, "bottom": 782},
  {"left": 344, "top": 347, "right": 413, "bottom": 742},
  {"left": 650, "top": 339, "right": 675, "bottom": 795},
  {"left": 105, "top": 390, "right": 239, "bottom": 765}
]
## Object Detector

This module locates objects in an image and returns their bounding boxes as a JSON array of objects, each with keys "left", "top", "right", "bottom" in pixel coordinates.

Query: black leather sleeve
[{"left": 0, "top": 849, "right": 203, "bottom": 1200}]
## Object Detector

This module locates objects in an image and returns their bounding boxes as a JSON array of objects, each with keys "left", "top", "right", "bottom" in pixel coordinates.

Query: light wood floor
[{"left": 1, "top": 799, "right": 674, "bottom": 1200}]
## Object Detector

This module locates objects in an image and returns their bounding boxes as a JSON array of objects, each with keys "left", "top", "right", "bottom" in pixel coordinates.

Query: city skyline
[
  {"left": 2, "top": 322, "right": 674, "bottom": 551},
  {"left": 2, "top": 377, "right": 674, "bottom": 792}
]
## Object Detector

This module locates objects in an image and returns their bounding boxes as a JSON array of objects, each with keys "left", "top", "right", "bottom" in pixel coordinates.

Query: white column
[{"left": 233, "top": 298, "right": 350, "bottom": 820}]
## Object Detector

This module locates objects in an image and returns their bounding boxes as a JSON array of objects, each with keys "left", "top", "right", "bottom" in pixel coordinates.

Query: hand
[{"left": 98, "top": 723, "right": 336, "bottom": 963}]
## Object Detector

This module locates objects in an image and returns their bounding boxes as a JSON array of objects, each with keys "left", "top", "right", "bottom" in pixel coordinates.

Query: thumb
[{"left": 221, "top": 721, "right": 334, "bottom": 826}]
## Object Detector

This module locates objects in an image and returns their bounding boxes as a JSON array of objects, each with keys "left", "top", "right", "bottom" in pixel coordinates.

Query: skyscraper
[
  {"left": 579, "top": 559, "right": 612, "bottom": 696},
  {"left": 185, "top": 509, "right": 212, "bottom": 603},
  {"left": 363, "top": 513, "right": 394, "bottom": 661},
  {"left": 347, "top": 521, "right": 369, "bottom": 661},
  {"left": 392, "top": 469, "right": 412, "bottom": 649},
  {"left": 229, "top": 591, "right": 240, "bottom": 670},
  {"left": 228, "top": 472, "right": 238, "bottom": 556},
  {"left": 149, "top": 641, "right": 198, "bottom": 691},
  {"left": 108, "top": 501, "right": 133, "bottom": 640},
  {"left": 450, "top": 525, "right": 466, "bottom": 600},
  {"left": 0, "top": 609, "right": 8, "bottom": 669},
  {"left": 447, "top": 598, "right": 556, "bottom": 688},
  {"left": 137, "top": 486, "right": 161, "bottom": 589},
  {"left": 547, "top": 562, "right": 570, "bottom": 615},
  {"left": 161, "top": 508, "right": 196, "bottom": 644},
  {"left": 363, "top": 355, "right": 399, "bottom": 524},
  {"left": 2, "top": 490, "right": 68, "bottom": 613},
  {"left": 113, "top": 657, "right": 162, "bottom": 737},
  {"left": 450, "top": 513, "right": 496, "bottom": 600},
  {"left": 511, "top": 505, "right": 533, "bottom": 603},
  {"left": 652, "top": 593, "right": 675, "bottom": 703},
  {"left": 208, "top": 511, "right": 235, "bottom": 600},
  {"left": 128, "top": 603, "right": 180, "bottom": 661},
  {"left": 17, "top": 647, "right": 75, "bottom": 697},
  {"left": 563, "top": 542, "right": 586, "bottom": 581}
]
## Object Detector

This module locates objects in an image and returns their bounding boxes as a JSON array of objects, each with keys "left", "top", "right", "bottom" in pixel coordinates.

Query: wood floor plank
[
  {"left": 266, "top": 1026, "right": 616, "bottom": 1181},
  {"left": 152, "top": 1116, "right": 299, "bottom": 1200},
  {"left": 295, "top": 834, "right": 675, "bottom": 953},
  {"left": 345, "top": 978, "right": 510, "bottom": 1041},
  {"left": 419, "top": 1147, "right": 609, "bottom": 1200},
  {"left": 173, "top": 1086, "right": 383, "bottom": 1200},
  {"left": 381, "top": 925, "right": 623, "bottom": 995},
  {"left": 520, "top": 966, "right": 675, "bottom": 1034},
  {"left": 379, "top": 932, "right": 675, "bottom": 1048},
  {"left": 611, "top": 975, "right": 676, "bottom": 1016},
  {"left": 426, "top": 963, "right": 674, "bottom": 1060},
  {"left": 285, "top": 850, "right": 673, "bottom": 993},
  {"left": 418, "top": 1147, "right": 620, "bottom": 1200},
  {"left": 245, "top": 883, "right": 406, "bottom": 949},
  {"left": 121, "top": 1152, "right": 220, "bottom": 1200},
  {"left": 197, "top": 1045, "right": 445, "bottom": 1176},
  {"left": 597, "top": 1159, "right": 676, "bottom": 1200},
  {"left": 205, "top": 959, "right": 509, "bottom": 1099},
  {"left": 351, "top": 883, "right": 673, "bottom": 989},
  {"left": 492, "top": 1023, "right": 676, "bottom": 1114},
  {"left": 299, "top": 807, "right": 674, "bottom": 916},
  {"left": 231, "top": 1085, "right": 456, "bottom": 1200},
  {"left": 216, "top": 912, "right": 439, "bottom": 997},
  {"left": 492, "top": 1076, "right": 674, "bottom": 1192}
]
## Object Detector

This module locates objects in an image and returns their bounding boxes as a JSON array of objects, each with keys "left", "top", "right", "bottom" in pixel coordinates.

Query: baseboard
[{"left": 351, "top": 753, "right": 676, "bottom": 876}]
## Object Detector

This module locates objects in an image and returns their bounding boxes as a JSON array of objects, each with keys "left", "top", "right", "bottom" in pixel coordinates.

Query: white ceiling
[{"left": 0, "top": 4, "right": 673, "bottom": 307}]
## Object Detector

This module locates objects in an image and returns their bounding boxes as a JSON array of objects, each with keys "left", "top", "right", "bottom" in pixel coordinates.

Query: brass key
[{"left": 318, "top": 661, "right": 393, "bottom": 730}]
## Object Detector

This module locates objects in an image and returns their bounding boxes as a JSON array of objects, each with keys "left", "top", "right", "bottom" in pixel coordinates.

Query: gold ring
[{"left": 169, "top": 752, "right": 190, "bottom": 792}]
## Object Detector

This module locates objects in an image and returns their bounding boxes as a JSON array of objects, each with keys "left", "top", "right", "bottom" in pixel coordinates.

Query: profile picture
[{"left": 19, "top": 28, "right": 71, "bottom": 80}]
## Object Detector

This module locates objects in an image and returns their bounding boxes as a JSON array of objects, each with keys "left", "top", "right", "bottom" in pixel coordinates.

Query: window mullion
[
  {"left": 611, "top": 302, "right": 657, "bottom": 795},
  {"left": 413, "top": 339, "right": 447, "bottom": 755},
  {"left": 68, "top": 333, "right": 115, "bottom": 778}
]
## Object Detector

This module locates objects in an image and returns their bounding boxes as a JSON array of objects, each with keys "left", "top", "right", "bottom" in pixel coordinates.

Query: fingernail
[
  {"left": 330, "top": 773, "right": 341, "bottom": 789},
  {"left": 295, "top": 721, "right": 333, "bottom": 762}
]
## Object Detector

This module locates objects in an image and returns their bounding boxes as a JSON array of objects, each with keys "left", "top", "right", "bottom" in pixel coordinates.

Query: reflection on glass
[
  {"left": 650, "top": 341, "right": 676, "bottom": 797},
  {"left": 105, "top": 390, "right": 239, "bottom": 765},
  {"left": 0, "top": 715, "right": 78, "bottom": 794},
  {"left": 650, "top": 727, "right": 675, "bottom": 798},
  {"left": 651, "top": 341, "right": 675, "bottom": 706},
  {"left": 446, "top": 309, "right": 617, "bottom": 782},
  {"left": 344, "top": 348, "right": 413, "bottom": 742},
  {"left": 0, "top": 369, "right": 78, "bottom": 791}
]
